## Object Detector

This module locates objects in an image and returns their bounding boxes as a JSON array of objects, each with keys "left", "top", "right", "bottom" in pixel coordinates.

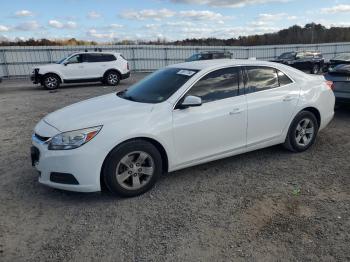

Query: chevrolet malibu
[{"left": 31, "top": 59, "right": 335, "bottom": 197}]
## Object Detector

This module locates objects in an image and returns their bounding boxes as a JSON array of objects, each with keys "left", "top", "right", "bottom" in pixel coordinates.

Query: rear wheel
[
  {"left": 283, "top": 111, "right": 319, "bottom": 152},
  {"left": 103, "top": 140, "right": 162, "bottom": 197},
  {"left": 311, "top": 64, "right": 320, "bottom": 74},
  {"left": 104, "top": 71, "right": 120, "bottom": 86},
  {"left": 43, "top": 74, "right": 60, "bottom": 90}
]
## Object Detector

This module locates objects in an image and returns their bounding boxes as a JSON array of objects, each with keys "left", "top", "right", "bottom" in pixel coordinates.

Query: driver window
[
  {"left": 186, "top": 67, "right": 240, "bottom": 103},
  {"left": 67, "top": 55, "right": 82, "bottom": 64}
]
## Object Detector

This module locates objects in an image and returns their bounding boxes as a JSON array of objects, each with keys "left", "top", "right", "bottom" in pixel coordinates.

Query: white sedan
[{"left": 31, "top": 59, "right": 335, "bottom": 197}]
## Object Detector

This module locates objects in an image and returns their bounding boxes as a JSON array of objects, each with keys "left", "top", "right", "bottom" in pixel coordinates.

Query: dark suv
[
  {"left": 272, "top": 51, "right": 324, "bottom": 74},
  {"left": 185, "top": 51, "right": 232, "bottom": 62}
]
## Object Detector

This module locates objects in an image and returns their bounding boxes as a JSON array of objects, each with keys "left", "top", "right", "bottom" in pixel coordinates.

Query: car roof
[
  {"left": 169, "top": 59, "right": 288, "bottom": 70},
  {"left": 73, "top": 51, "right": 121, "bottom": 56},
  {"left": 169, "top": 58, "right": 313, "bottom": 82},
  {"left": 199, "top": 51, "right": 231, "bottom": 54},
  {"left": 298, "top": 50, "right": 321, "bottom": 54}
]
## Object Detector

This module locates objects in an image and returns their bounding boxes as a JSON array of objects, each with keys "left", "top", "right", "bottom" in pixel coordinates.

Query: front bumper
[
  {"left": 31, "top": 69, "right": 42, "bottom": 84},
  {"left": 31, "top": 133, "right": 103, "bottom": 192}
]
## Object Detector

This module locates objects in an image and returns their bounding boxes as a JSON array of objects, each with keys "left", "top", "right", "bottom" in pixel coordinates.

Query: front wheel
[
  {"left": 43, "top": 74, "right": 60, "bottom": 90},
  {"left": 283, "top": 111, "right": 319, "bottom": 152},
  {"left": 103, "top": 140, "right": 162, "bottom": 197}
]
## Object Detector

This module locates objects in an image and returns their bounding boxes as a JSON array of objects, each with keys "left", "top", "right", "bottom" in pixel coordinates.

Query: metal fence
[{"left": 1, "top": 42, "right": 350, "bottom": 78}]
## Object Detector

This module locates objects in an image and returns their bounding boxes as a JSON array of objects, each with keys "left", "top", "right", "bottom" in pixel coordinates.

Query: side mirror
[
  {"left": 63, "top": 61, "right": 69, "bottom": 66},
  {"left": 178, "top": 95, "right": 202, "bottom": 109}
]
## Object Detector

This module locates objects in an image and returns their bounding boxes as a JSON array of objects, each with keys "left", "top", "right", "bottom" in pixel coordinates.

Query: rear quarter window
[{"left": 277, "top": 70, "right": 293, "bottom": 86}]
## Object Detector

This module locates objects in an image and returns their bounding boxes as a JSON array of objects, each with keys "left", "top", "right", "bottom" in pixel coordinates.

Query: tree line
[
  {"left": 0, "top": 23, "right": 349, "bottom": 46},
  {"left": 160, "top": 24, "right": 350, "bottom": 46},
  {"left": 0, "top": 38, "right": 97, "bottom": 46}
]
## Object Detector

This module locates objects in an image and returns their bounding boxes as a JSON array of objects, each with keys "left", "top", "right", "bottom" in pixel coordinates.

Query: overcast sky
[{"left": 0, "top": 0, "right": 350, "bottom": 42}]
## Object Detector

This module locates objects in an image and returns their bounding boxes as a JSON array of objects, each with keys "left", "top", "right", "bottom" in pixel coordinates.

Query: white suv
[{"left": 31, "top": 52, "right": 130, "bottom": 89}]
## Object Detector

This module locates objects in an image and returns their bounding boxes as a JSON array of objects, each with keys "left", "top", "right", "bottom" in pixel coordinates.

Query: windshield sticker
[{"left": 177, "top": 70, "right": 196, "bottom": 76}]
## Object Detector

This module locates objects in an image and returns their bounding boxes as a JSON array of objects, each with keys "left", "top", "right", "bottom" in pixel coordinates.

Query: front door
[
  {"left": 60, "top": 54, "right": 85, "bottom": 80},
  {"left": 172, "top": 67, "right": 247, "bottom": 165}
]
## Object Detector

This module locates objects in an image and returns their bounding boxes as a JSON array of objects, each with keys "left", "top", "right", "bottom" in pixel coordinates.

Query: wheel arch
[
  {"left": 103, "top": 69, "right": 122, "bottom": 79},
  {"left": 100, "top": 137, "right": 169, "bottom": 191},
  {"left": 42, "top": 72, "right": 63, "bottom": 84},
  {"left": 300, "top": 106, "right": 321, "bottom": 127}
]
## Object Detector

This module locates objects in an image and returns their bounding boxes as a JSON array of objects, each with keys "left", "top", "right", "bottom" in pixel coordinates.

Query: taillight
[{"left": 325, "top": 80, "right": 334, "bottom": 90}]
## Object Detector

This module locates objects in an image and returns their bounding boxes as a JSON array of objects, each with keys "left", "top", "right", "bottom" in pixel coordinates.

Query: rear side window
[
  {"left": 245, "top": 66, "right": 279, "bottom": 92},
  {"left": 102, "top": 54, "right": 117, "bottom": 61},
  {"left": 213, "top": 53, "right": 224, "bottom": 59},
  {"left": 277, "top": 70, "right": 293, "bottom": 86},
  {"left": 201, "top": 53, "right": 212, "bottom": 60},
  {"left": 186, "top": 67, "right": 240, "bottom": 103},
  {"left": 84, "top": 54, "right": 116, "bottom": 62}
]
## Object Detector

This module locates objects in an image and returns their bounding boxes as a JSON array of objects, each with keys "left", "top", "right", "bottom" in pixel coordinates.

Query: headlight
[{"left": 48, "top": 126, "right": 102, "bottom": 150}]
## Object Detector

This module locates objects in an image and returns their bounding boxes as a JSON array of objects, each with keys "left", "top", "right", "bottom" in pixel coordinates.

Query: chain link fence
[{"left": 1, "top": 42, "right": 350, "bottom": 78}]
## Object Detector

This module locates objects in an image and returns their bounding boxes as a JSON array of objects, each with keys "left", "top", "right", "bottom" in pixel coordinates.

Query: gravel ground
[{"left": 0, "top": 74, "right": 349, "bottom": 262}]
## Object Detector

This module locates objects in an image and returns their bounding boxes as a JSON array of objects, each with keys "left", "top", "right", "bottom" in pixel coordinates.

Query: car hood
[
  {"left": 271, "top": 58, "right": 293, "bottom": 63},
  {"left": 33, "top": 63, "right": 56, "bottom": 69},
  {"left": 44, "top": 93, "right": 154, "bottom": 132}
]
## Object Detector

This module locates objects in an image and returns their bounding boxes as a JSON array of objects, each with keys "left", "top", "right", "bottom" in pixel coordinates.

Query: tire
[
  {"left": 103, "top": 140, "right": 162, "bottom": 197},
  {"left": 283, "top": 111, "right": 319, "bottom": 152},
  {"left": 43, "top": 74, "right": 60, "bottom": 90},
  {"left": 104, "top": 71, "right": 120, "bottom": 86},
  {"left": 311, "top": 64, "right": 320, "bottom": 74}
]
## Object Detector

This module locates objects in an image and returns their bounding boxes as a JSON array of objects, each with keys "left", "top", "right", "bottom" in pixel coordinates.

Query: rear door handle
[{"left": 229, "top": 108, "right": 243, "bottom": 115}]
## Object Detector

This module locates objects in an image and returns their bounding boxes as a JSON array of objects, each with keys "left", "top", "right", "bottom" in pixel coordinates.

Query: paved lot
[{"left": 0, "top": 75, "right": 349, "bottom": 261}]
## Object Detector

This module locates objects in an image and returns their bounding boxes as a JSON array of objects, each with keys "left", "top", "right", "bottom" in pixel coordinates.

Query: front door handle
[{"left": 229, "top": 108, "right": 243, "bottom": 115}]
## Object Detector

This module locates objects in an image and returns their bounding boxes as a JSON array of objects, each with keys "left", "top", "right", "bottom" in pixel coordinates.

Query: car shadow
[{"left": 0, "top": 79, "right": 133, "bottom": 93}]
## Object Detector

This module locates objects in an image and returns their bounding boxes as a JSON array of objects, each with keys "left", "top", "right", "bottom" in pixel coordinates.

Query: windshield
[
  {"left": 118, "top": 67, "right": 198, "bottom": 103},
  {"left": 333, "top": 53, "right": 350, "bottom": 61},
  {"left": 278, "top": 52, "right": 295, "bottom": 60},
  {"left": 56, "top": 57, "right": 67, "bottom": 64},
  {"left": 186, "top": 54, "right": 201, "bottom": 62}
]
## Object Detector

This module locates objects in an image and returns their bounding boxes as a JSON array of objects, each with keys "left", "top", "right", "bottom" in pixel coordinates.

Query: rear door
[
  {"left": 83, "top": 53, "right": 117, "bottom": 78},
  {"left": 244, "top": 66, "right": 300, "bottom": 146}
]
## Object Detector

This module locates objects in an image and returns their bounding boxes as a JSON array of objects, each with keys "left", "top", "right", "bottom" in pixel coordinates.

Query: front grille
[{"left": 35, "top": 133, "right": 50, "bottom": 142}]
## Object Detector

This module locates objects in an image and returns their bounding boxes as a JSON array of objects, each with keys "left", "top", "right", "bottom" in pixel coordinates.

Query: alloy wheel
[
  {"left": 115, "top": 151, "right": 155, "bottom": 190},
  {"left": 108, "top": 74, "right": 119, "bottom": 85},
  {"left": 295, "top": 118, "right": 315, "bottom": 147},
  {"left": 45, "top": 76, "right": 58, "bottom": 89}
]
